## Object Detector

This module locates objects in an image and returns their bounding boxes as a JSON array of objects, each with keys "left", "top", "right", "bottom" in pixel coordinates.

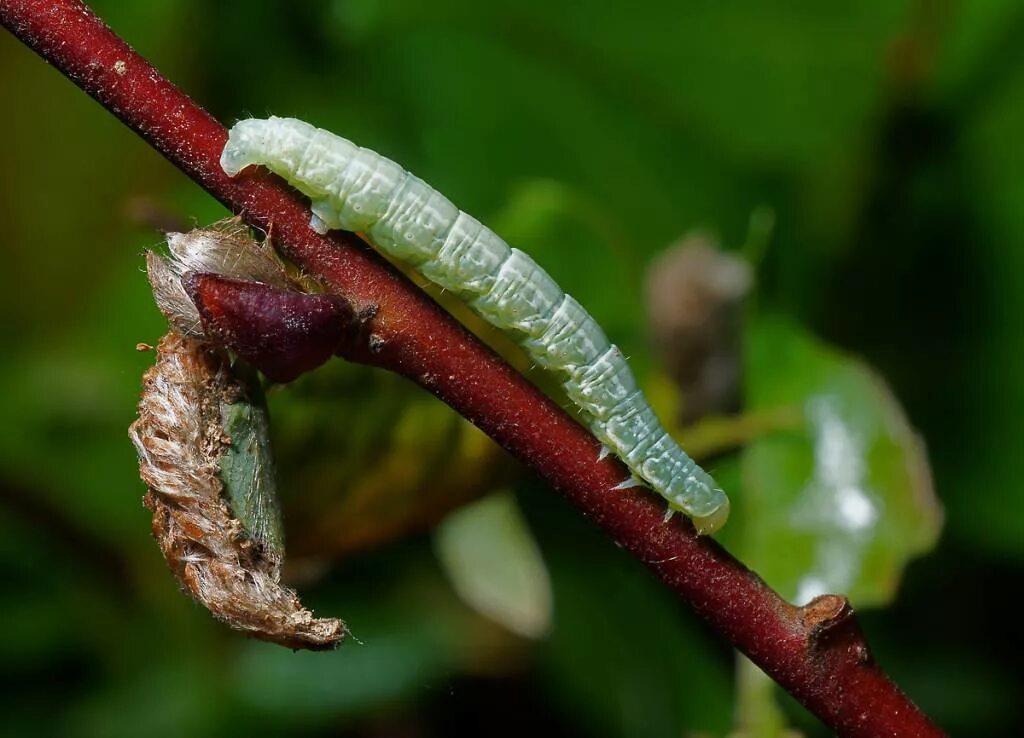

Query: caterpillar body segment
[
  {"left": 472, "top": 249, "right": 564, "bottom": 337},
  {"left": 221, "top": 116, "right": 730, "bottom": 533},
  {"left": 428, "top": 215, "right": 510, "bottom": 296}
]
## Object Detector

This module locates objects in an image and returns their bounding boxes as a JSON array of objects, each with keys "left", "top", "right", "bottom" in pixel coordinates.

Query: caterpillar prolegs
[{"left": 221, "top": 117, "right": 730, "bottom": 534}]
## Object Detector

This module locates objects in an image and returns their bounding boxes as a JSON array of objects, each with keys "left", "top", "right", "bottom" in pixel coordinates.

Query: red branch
[{"left": 0, "top": 2, "right": 944, "bottom": 736}]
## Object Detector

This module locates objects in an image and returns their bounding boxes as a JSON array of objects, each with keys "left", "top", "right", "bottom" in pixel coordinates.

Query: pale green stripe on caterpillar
[{"left": 221, "top": 116, "right": 730, "bottom": 534}]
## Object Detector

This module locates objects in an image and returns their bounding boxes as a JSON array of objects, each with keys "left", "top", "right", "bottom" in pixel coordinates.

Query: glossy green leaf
[{"left": 736, "top": 316, "right": 942, "bottom": 607}]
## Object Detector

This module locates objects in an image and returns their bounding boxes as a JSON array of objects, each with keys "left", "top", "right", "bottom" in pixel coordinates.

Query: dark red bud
[{"left": 185, "top": 273, "right": 353, "bottom": 382}]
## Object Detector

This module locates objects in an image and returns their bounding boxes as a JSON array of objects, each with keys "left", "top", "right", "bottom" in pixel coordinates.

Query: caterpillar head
[{"left": 220, "top": 118, "right": 270, "bottom": 176}]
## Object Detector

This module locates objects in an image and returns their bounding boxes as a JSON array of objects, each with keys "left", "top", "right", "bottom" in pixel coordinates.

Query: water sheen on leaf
[{"left": 738, "top": 316, "right": 942, "bottom": 607}]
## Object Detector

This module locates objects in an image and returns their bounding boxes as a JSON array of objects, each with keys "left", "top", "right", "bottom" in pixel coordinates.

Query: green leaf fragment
[
  {"left": 435, "top": 492, "right": 553, "bottom": 639},
  {"left": 219, "top": 365, "right": 285, "bottom": 560}
]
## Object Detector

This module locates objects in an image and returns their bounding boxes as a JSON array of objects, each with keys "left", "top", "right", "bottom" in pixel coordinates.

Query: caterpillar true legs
[{"left": 221, "top": 116, "right": 730, "bottom": 534}]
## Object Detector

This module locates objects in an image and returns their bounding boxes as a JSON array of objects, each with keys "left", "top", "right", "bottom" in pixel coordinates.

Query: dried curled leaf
[
  {"left": 147, "top": 219, "right": 352, "bottom": 383},
  {"left": 146, "top": 219, "right": 294, "bottom": 338},
  {"left": 129, "top": 329, "right": 344, "bottom": 649},
  {"left": 131, "top": 221, "right": 345, "bottom": 647}
]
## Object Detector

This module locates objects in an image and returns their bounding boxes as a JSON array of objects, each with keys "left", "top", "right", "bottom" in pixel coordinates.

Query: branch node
[{"left": 799, "top": 594, "right": 872, "bottom": 666}]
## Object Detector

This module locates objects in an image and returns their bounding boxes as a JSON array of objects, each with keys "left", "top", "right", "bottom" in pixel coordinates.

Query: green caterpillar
[{"left": 221, "top": 116, "right": 729, "bottom": 533}]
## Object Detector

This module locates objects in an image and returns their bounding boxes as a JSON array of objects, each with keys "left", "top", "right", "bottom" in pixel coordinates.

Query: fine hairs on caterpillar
[{"left": 221, "top": 116, "right": 730, "bottom": 534}]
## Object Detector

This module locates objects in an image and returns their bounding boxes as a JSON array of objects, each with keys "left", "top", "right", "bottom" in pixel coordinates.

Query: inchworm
[{"left": 221, "top": 117, "right": 730, "bottom": 533}]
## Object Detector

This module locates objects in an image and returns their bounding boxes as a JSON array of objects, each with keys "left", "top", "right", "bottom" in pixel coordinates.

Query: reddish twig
[{"left": 0, "top": 2, "right": 944, "bottom": 735}]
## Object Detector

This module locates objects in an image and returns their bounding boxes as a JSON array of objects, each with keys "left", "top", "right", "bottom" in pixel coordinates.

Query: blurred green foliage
[{"left": 1, "top": 1, "right": 1022, "bottom": 735}]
